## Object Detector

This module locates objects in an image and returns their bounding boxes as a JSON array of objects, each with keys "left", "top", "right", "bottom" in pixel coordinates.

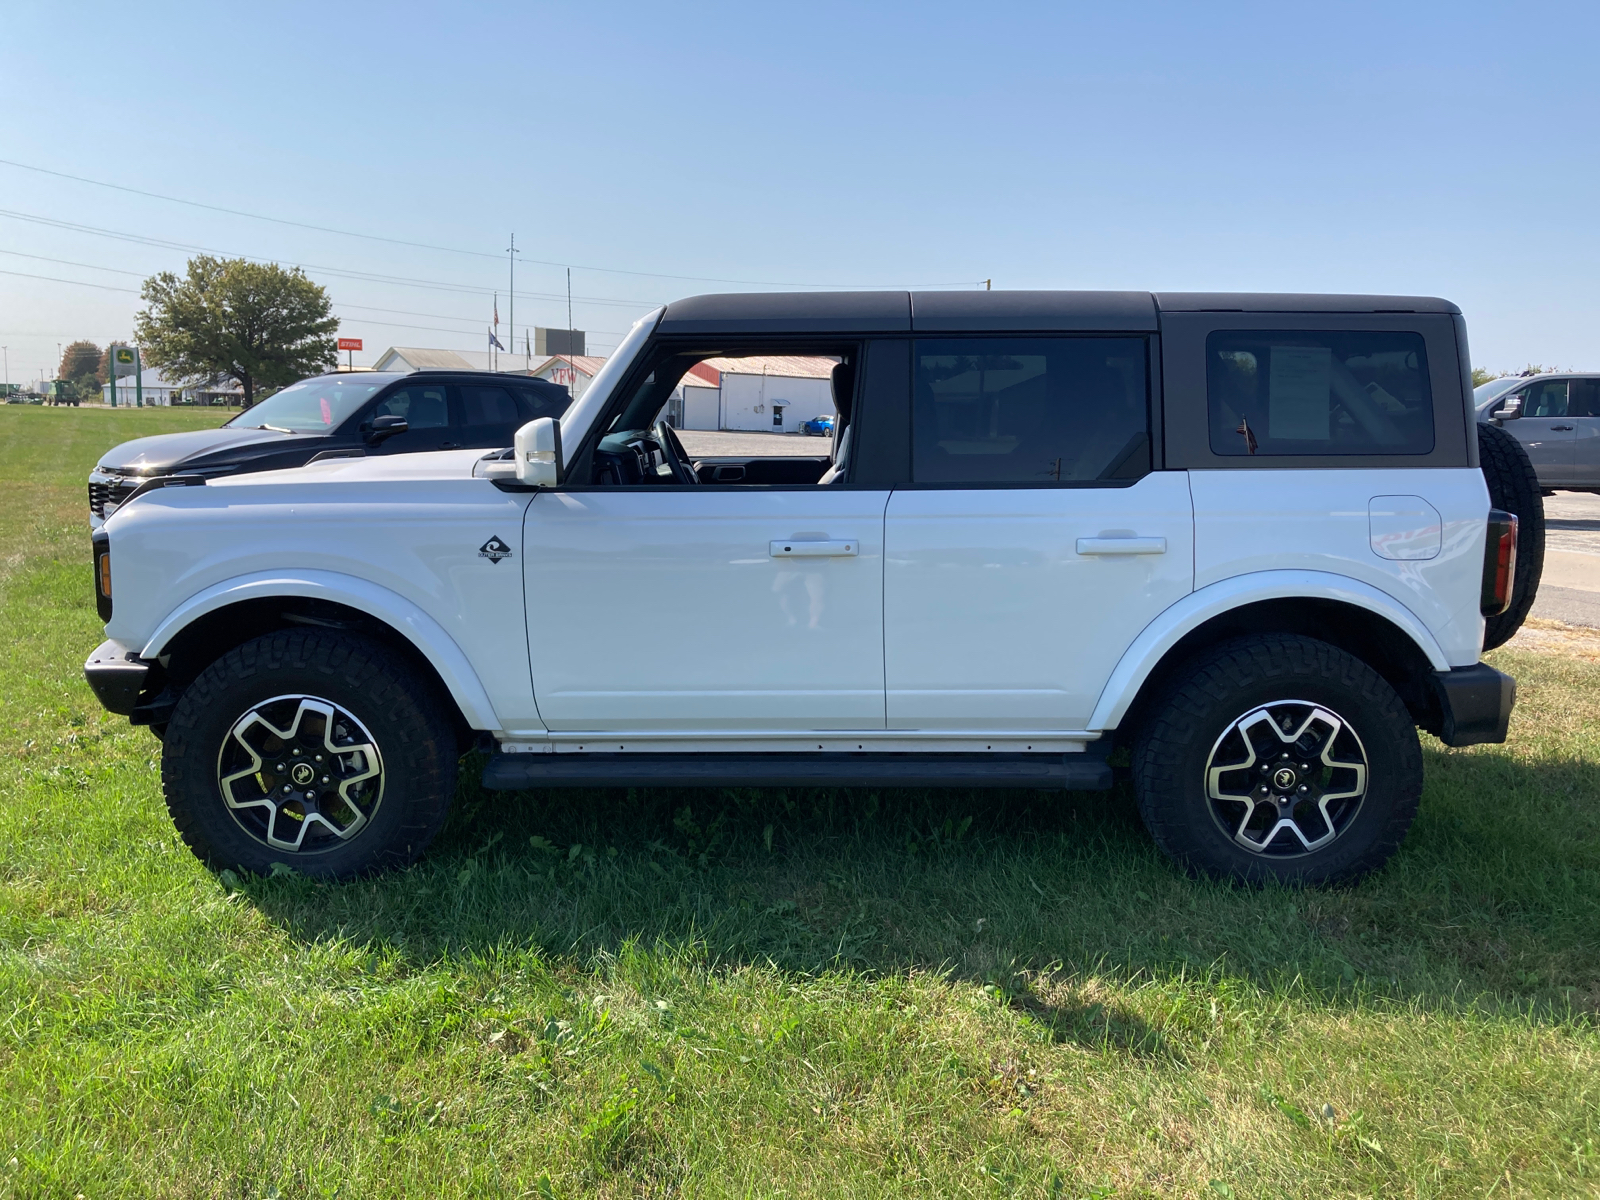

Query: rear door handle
[
  {"left": 771, "top": 539, "right": 858, "bottom": 557},
  {"left": 1076, "top": 537, "right": 1167, "bottom": 555},
  {"left": 1550, "top": 425, "right": 1574, "bottom": 431},
  {"left": 439, "top": 440, "right": 463, "bottom": 449}
]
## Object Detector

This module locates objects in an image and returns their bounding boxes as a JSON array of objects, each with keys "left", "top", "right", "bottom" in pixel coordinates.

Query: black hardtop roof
[{"left": 657, "top": 290, "right": 1460, "bottom": 335}]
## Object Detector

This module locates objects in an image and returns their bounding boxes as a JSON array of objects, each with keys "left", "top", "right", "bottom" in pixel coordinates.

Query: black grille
[{"left": 88, "top": 479, "right": 138, "bottom": 519}]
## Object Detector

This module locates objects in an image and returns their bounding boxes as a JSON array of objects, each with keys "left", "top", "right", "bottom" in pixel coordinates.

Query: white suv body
[{"left": 85, "top": 291, "right": 1520, "bottom": 885}]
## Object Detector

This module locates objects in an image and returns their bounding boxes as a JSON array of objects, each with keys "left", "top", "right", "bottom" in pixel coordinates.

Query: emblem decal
[
  {"left": 478, "top": 536, "right": 513, "bottom": 564},
  {"left": 1273, "top": 767, "right": 1298, "bottom": 790}
]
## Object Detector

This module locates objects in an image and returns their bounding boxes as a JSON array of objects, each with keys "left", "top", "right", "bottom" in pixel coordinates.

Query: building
[
  {"left": 102, "top": 368, "right": 244, "bottom": 407},
  {"left": 677, "top": 355, "right": 838, "bottom": 432},
  {"left": 529, "top": 354, "right": 607, "bottom": 402}
]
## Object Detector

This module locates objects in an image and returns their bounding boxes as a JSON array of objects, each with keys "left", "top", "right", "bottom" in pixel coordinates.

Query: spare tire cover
[{"left": 1478, "top": 421, "right": 1545, "bottom": 651}]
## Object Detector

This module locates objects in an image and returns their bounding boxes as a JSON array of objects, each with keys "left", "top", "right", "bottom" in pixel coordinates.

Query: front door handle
[
  {"left": 1550, "top": 425, "right": 1574, "bottom": 432},
  {"left": 771, "top": 539, "right": 858, "bottom": 558},
  {"left": 1076, "top": 536, "right": 1167, "bottom": 555},
  {"left": 439, "top": 440, "right": 463, "bottom": 449}
]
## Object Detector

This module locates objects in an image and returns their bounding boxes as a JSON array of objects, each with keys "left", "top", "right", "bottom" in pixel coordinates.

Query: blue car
[{"left": 799, "top": 415, "right": 834, "bottom": 437}]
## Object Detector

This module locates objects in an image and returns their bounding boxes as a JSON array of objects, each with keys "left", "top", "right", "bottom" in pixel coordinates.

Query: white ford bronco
[{"left": 84, "top": 291, "right": 1539, "bottom": 886}]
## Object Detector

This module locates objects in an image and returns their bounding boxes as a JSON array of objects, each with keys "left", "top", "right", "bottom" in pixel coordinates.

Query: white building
[
  {"left": 102, "top": 367, "right": 243, "bottom": 407},
  {"left": 371, "top": 346, "right": 608, "bottom": 402},
  {"left": 677, "top": 355, "right": 838, "bottom": 432}
]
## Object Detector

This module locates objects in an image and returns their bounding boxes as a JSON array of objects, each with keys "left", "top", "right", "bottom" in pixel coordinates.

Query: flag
[
  {"left": 493, "top": 294, "right": 499, "bottom": 330},
  {"left": 489, "top": 328, "right": 505, "bottom": 351}
]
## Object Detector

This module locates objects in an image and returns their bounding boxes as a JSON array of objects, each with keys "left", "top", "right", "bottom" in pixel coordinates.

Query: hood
[{"left": 96, "top": 426, "right": 313, "bottom": 473}]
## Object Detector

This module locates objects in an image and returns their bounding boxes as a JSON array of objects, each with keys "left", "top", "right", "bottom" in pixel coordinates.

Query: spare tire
[{"left": 1478, "top": 421, "right": 1545, "bottom": 650}]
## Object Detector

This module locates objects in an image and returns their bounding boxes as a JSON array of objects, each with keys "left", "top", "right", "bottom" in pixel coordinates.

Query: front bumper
[
  {"left": 84, "top": 639, "right": 149, "bottom": 715},
  {"left": 1432, "top": 663, "right": 1515, "bottom": 747}
]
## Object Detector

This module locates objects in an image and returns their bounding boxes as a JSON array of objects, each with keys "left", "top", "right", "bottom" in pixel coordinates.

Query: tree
[
  {"left": 1471, "top": 367, "right": 1496, "bottom": 388},
  {"left": 59, "top": 340, "right": 104, "bottom": 387},
  {"left": 134, "top": 257, "right": 338, "bottom": 406}
]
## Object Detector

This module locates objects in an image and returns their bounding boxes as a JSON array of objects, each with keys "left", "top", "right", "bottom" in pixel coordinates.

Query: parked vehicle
[
  {"left": 1476, "top": 372, "right": 1600, "bottom": 494},
  {"left": 86, "top": 371, "right": 570, "bottom": 528},
  {"left": 800, "top": 415, "right": 835, "bottom": 436},
  {"left": 85, "top": 290, "right": 1534, "bottom": 887}
]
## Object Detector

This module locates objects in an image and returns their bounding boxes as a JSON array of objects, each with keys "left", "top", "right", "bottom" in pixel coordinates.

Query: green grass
[{"left": 2, "top": 404, "right": 1598, "bottom": 1198}]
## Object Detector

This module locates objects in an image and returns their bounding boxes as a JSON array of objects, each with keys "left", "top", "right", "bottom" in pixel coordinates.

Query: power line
[
  {"left": 0, "top": 156, "right": 988, "bottom": 289},
  {"left": 0, "top": 267, "right": 137, "bottom": 293},
  {"left": 0, "top": 211, "right": 659, "bottom": 305}
]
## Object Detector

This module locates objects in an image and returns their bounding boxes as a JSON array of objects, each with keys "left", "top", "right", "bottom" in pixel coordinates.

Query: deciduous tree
[
  {"left": 59, "top": 340, "right": 104, "bottom": 387},
  {"left": 134, "top": 257, "right": 338, "bottom": 406}
]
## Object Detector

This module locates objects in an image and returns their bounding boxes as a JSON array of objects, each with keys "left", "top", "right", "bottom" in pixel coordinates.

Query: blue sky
[{"left": 2, "top": 0, "right": 1596, "bottom": 384}]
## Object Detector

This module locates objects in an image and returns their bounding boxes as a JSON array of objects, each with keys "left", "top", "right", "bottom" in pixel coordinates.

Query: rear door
[
  {"left": 1570, "top": 377, "right": 1600, "bottom": 486},
  {"left": 1507, "top": 378, "right": 1576, "bottom": 485},
  {"left": 883, "top": 335, "right": 1193, "bottom": 730}
]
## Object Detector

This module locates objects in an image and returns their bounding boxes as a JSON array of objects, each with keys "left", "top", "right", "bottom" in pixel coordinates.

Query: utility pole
[
  {"left": 567, "top": 267, "right": 573, "bottom": 342},
  {"left": 507, "top": 232, "right": 519, "bottom": 373},
  {"left": 2, "top": 346, "right": 8, "bottom": 398},
  {"left": 135, "top": 344, "right": 143, "bottom": 408},
  {"left": 56, "top": 342, "right": 61, "bottom": 403}
]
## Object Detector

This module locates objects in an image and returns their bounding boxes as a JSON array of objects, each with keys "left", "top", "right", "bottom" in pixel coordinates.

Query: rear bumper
[
  {"left": 84, "top": 639, "right": 149, "bottom": 716},
  {"left": 1432, "top": 662, "right": 1515, "bottom": 747}
]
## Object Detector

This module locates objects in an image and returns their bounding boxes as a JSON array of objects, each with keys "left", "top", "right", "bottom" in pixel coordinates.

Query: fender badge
[{"left": 479, "top": 536, "right": 513, "bottom": 564}]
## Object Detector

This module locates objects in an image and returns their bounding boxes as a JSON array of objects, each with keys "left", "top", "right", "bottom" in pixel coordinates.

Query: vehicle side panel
[
  {"left": 1188, "top": 468, "right": 1489, "bottom": 666},
  {"left": 103, "top": 471, "right": 539, "bottom": 730}
]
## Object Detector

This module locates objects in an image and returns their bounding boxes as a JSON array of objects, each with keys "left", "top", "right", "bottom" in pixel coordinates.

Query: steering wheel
[{"left": 654, "top": 420, "right": 700, "bottom": 485}]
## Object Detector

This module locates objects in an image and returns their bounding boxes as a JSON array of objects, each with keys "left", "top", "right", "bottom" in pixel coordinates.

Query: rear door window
[
  {"left": 459, "top": 384, "right": 524, "bottom": 428},
  {"left": 1207, "top": 331, "right": 1433, "bottom": 456},
  {"left": 1571, "top": 378, "right": 1600, "bottom": 418},
  {"left": 911, "top": 337, "right": 1149, "bottom": 484}
]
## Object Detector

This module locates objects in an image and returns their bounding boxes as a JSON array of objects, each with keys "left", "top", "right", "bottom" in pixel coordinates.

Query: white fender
[
  {"left": 140, "top": 569, "right": 502, "bottom": 732},
  {"left": 1087, "top": 569, "right": 1452, "bottom": 731}
]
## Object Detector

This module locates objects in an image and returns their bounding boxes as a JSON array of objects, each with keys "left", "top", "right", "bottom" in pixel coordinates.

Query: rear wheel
[
  {"left": 1478, "top": 422, "right": 1545, "bottom": 650},
  {"left": 1133, "top": 634, "right": 1422, "bottom": 886},
  {"left": 162, "top": 630, "right": 457, "bottom": 879}
]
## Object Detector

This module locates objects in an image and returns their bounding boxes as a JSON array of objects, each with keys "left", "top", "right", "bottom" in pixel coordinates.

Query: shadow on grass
[{"left": 242, "top": 747, "right": 1600, "bottom": 1022}]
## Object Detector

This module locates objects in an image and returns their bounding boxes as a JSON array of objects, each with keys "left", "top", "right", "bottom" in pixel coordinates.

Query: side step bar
[{"left": 481, "top": 753, "right": 1113, "bottom": 791}]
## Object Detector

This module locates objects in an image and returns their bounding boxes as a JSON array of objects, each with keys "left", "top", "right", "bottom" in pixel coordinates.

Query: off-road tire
[
  {"left": 1133, "top": 634, "right": 1422, "bottom": 886},
  {"left": 162, "top": 630, "right": 457, "bottom": 879},
  {"left": 1478, "top": 422, "right": 1545, "bottom": 650}
]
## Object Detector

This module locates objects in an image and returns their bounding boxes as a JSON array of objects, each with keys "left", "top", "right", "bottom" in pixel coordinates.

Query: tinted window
[
  {"left": 1520, "top": 379, "right": 1569, "bottom": 418},
  {"left": 459, "top": 384, "right": 522, "bottom": 426},
  {"left": 228, "top": 377, "right": 382, "bottom": 432},
  {"left": 516, "top": 385, "right": 568, "bottom": 421},
  {"left": 372, "top": 385, "right": 450, "bottom": 429},
  {"left": 912, "top": 337, "right": 1148, "bottom": 484},
  {"left": 1571, "top": 378, "right": 1600, "bottom": 418},
  {"left": 1207, "top": 331, "right": 1433, "bottom": 456}
]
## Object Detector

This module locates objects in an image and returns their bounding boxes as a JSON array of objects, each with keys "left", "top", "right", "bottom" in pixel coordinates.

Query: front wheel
[
  {"left": 161, "top": 630, "right": 457, "bottom": 879},
  {"left": 1132, "top": 634, "right": 1422, "bottom": 886}
]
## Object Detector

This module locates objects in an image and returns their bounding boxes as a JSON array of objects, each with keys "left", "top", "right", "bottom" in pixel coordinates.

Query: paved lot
[
  {"left": 1534, "top": 490, "right": 1600, "bottom": 629},
  {"left": 678, "top": 429, "right": 832, "bottom": 457}
]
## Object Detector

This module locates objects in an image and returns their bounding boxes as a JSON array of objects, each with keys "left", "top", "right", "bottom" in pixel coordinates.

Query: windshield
[
  {"left": 1473, "top": 377, "right": 1522, "bottom": 406},
  {"left": 226, "top": 377, "right": 386, "bottom": 432}
]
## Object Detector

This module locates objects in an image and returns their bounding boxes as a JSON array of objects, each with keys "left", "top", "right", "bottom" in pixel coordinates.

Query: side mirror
[
  {"left": 365, "top": 414, "right": 409, "bottom": 442},
  {"left": 515, "top": 417, "right": 563, "bottom": 485},
  {"left": 1494, "top": 396, "right": 1523, "bottom": 423}
]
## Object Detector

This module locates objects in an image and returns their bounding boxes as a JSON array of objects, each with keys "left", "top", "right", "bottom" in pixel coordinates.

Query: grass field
[{"left": 1, "top": 404, "right": 1598, "bottom": 1198}]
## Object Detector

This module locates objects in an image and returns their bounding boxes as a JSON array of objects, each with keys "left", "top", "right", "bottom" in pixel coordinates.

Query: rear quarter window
[{"left": 1207, "top": 330, "right": 1433, "bottom": 456}]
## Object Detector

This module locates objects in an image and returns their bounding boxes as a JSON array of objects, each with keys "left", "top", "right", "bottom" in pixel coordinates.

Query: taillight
[
  {"left": 91, "top": 531, "right": 113, "bottom": 621},
  {"left": 1481, "top": 509, "right": 1517, "bottom": 617}
]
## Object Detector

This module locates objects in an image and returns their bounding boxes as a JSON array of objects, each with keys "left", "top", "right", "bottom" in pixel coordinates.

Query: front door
[
  {"left": 1507, "top": 379, "right": 1576, "bottom": 485},
  {"left": 523, "top": 489, "right": 889, "bottom": 731},
  {"left": 368, "top": 382, "right": 464, "bottom": 454},
  {"left": 883, "top": 335, "right": 1193, "bottom": 730}
]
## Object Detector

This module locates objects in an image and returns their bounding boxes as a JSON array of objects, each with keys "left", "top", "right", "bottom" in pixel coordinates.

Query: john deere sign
[{"left": 108, "top": 345, "right": 143, "bottom": 406}]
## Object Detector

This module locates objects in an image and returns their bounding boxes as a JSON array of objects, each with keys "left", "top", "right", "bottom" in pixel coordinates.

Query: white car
[{"left": 85, "top": 291, "right": 1532, "bottom": 886}]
